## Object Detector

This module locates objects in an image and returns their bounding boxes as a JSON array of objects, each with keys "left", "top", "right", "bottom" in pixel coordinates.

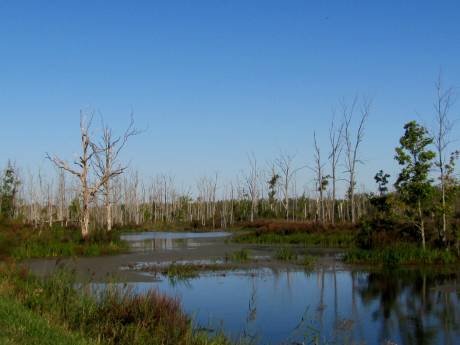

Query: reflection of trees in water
[
  {"left": 356, "top": 269, "right": 460, "bottom": 345},
  {"left": 242, "top": 276, "right": 259, "bottom": 343}
]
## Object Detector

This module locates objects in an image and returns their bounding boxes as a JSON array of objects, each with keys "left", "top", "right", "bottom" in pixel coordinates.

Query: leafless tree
[
  {"left": 343, "top": 97, "right": 371, "bottom": 224},
  {"left": 93, "top": 116, "right": 140, "bottom": 231},
  {"left": 432, "top": 74, "right": 456, "bottom": 244},
  {"left": 328, "top": 114, "right": 344, "bottom": 224},
  {"left": 313, "top": 132, "right": 328, "bottom": 224},
  {"left": 244, "top": 153, "right": 259, "bottom": 223},
  {"left": 47, "top": 114, "right": 131, "bottom": 239},
  {"left": 275, "top": 152, "right": 296, "bottom": 220}
]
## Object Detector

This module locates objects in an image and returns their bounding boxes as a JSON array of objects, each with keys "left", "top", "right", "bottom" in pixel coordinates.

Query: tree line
[{"left": 0, "top": 76, "right": 458, "bottom": 250}]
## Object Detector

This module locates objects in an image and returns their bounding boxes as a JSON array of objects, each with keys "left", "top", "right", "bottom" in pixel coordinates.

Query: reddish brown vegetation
[{"left": 240, "top": 220, "right": 357, "bottom": 235}]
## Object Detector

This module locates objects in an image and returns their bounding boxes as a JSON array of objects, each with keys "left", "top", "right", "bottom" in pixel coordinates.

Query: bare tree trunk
[
  {"left": 329, "top": 116, "right": 344, "bottom": 225},
  {"left": 432, "top": 74, "right": 455, "bottom": 246},
  {"left": 343, "top": 97, "right": 370, "bottom": 224},
  {"left": 418, "top": 199, "right": 426, "bottom": 250},
  {"left": 48, "top": 114, "right": 136, "bottom": 239},
  {"left": 275, "top": 152, "right": 295, "bottom": 221},
  {"left": 245, "top": 153, "right": 259, "bottom": 223}
]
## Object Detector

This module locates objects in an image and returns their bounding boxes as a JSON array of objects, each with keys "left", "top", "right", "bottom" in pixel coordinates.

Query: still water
[{"left": 116, "top": 233, "right": 460, "bottom": 345}]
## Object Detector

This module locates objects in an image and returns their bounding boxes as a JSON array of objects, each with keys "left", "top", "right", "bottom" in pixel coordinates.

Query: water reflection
[
  {"left": 126, "top": 267, "right": 460, "bottom": 344},
  {"left": 120, "top": 231, "right": 231, "bottom": 252},
  {"left": 356, "top": 269, "right": 460, "bottom": 345}
]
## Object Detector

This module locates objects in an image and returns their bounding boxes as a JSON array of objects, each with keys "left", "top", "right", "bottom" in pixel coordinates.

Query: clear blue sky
[{"left": 0, "top": 1, "right": 459, "bottom": 194}]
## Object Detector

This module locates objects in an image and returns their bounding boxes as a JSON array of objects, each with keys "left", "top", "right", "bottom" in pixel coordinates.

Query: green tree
[
  {"left": 0, "top": 161, "right": 20, "bottom": 220},
  {"left": 371, "top": 170, "right": 391, "bottom": 214},
  {"left": 394, "top": 121, "right": 435, "bottom": 249},
  {"left": 267, "top": 171, "right": 280, "bottom": 215},
  {"left": 374, "top": 170, "right": 390, "bottom": 196}
]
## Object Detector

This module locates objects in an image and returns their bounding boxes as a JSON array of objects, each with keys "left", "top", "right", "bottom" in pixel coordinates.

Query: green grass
[
  {"left": 162, "top": 263, "right": 201, "bottom": 279},
  {"left": 0, "top": 294, "right": 96, "bottom": 345},
  {"left": 302, "top": 254, "right": 316, "bottom": 267},
  {"left": 12, "top": 239, "right": 128, "bottom": 259},
  {"left": 226, "top": 249, "right": 250, "bottom": 263},
  {"left": 344, "top": 245, "right": 458, "bottom": 266},
  {"left": 233, "top": 231, "right": 355, "bottom": 248},
  {"left": 275, "top": 247, "right": 297, "bottom": 261},
  {"left": 0, "top": 222, "right": 129, "bottom": 260}
]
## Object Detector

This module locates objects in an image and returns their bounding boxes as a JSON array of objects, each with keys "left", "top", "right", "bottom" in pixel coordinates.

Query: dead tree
[
  {"left": 47, "top": 114, "right": 129, "bottom": 239},
  {"left": 313, "top": 132, "right": 328, "bottom": 224},
  {"left": 328, "top": 115, "right": 344, "bottom": 225},
  {"left": 244, "top": 153, "right": 259, "bottom": 223},
  {"left": 343, "top": 97, "right": 370, "bottom": 224},
  {"left": 432, "top": 74, "right": 456, "bottom": 244},
  {"left": 275, "top": 152, "right": 296, "bottom": 220},
  {"left": 93, "top": 116, "right": 140, "bottom": 231}
]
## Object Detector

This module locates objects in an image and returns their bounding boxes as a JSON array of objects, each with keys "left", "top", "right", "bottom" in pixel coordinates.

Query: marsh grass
[
  {"left": 302, "top": 254, "right": 316, "bottom": 267},
  {"left": 275, "top": 247, "right": 297, "bottom": 261},
  {"left": 344, "top": 245, "right": 458, "bottom": 266},
  {"left": 226, "top": 249, "right": 250, "bottom": 263},
  {"left": 0, "top": 222, "right": 128, "bottom": 259},
  {"left": 0, "top": 263, "right": 236, "bottom": 345},
  {"left": 233, "top": 231, "right": 355, "bottom": 248}
]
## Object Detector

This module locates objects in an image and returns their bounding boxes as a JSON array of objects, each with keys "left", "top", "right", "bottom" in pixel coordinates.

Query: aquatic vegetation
[
  {"left": 275, "top": 247, "right": 297, "bottom": 261},
  {"left": 344, "top": 245, "right": 458, "bottom": 266},
  {"left": 233, "top": 230, "right": 355, "bottom": 248},
  {"left": 226, "top": 249, "right": 250, "bottom": 263},
  {"left": 302, "top": 254, "right": 316, "bottom": 267},
  {"left": 0, "top": 263, "right": 237, "bottom": 345}
]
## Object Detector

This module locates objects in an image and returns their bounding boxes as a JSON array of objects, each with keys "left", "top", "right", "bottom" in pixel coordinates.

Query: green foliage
[
  {"left": 394, "top": 121, "right": 435, "bottom": 247},
  {"left": 68, "top": 197, "right": 81, "bottom": 222},
  {"left": 318, "top": 175, "right": 330, "bottom": 192},
  {"left": 302, "top": 254, "right": 316, "bottom": 267},
  {"left": 394, "top": 121, "right": 435, "bottom": 205},
  {"left": 275, "top": 247, "right": 297, "bottom": 261},
  {"left": 226, "top": 249, "right": 250, "bottom": 263},
  {"left": 0, "top": 223, "right": 128, "bottom": 260},
  {"left": 0, "top": 161, "right": 20, "bottom": 220},
  {"left": 0, "top": 294, "right": 96, "bottom": 345},
  {"left": 161, "top": 263, "right": 200, "bottom": 280},
  {"left": 344, "top": 245, "right": 458, "bottom": 266},
  {"left": 234, "top": 231, "right": 355, "bottom": 248},
  {"left": 267, "top": 172, "right": 280, "bottom": 217},
  {"left": 374, "top": 170, "right": 390, "bottom": 196}
]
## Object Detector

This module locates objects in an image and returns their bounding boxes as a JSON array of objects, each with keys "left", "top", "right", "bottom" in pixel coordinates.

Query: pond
[
  {"left": 28, "top": 232, "right": 460, "bottom": 345},
  {"left": 122, "top": 267, "right": 460, "bottom": 345}
]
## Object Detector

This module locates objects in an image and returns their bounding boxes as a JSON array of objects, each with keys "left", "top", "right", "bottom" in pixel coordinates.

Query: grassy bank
[
  {"left": 344, "top": 245, "right": 458, "bottom": 266},
  {"left": 0, "top": 294, "right": 97, "bottom": 345},
  {"left": 0, "top": 222, "right": 128, "bottom": 260},
  {"left": 0, "top": 263, "right": 235, "bottom": 345}
]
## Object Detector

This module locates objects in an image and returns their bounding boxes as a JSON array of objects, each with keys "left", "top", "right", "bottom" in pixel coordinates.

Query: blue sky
[{"left": 0, "top": 1, "right": 459, "bottom": 195}]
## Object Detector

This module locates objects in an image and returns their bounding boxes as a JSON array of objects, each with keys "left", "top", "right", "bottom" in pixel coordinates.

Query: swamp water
[{"left": 29, "top": 232, "right": 460, "bottom": 345}]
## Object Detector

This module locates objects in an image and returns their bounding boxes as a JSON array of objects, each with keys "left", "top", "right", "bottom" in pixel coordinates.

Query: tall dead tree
[
  {"left": 93, "top": 116, "right": 140, "bottom": 231},
  {"left": 47, "top": 114, "right": 130, "bottom": 239},
  {"left": 313, "top": 132, "right": 328, "bottom": 224},
  {"left": 244, "top": 153, "right": 259, "bottom": 223},
  {"left": 432, "top": 74, "right": 456, "bottom": 244},
  {"left": 328, "top": 115, "right": 344, "bottom": 225},
  {"left": 275, "top": 152, "right": 296, "bottom": 220},
  {"left": 343, "top": 97, "right": 370, "bottom": 224}
]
